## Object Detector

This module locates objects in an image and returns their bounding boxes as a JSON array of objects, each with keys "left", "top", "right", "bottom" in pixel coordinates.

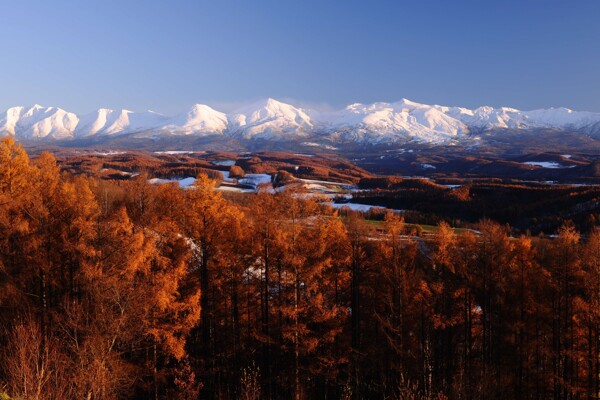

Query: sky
[{"left": 0, "top": 0, "right": 599, "bottom": 114}]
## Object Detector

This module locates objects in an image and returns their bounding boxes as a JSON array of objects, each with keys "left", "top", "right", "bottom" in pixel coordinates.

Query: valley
[{"left": 46, "top": 147, "right": 600, "bottom": 235}]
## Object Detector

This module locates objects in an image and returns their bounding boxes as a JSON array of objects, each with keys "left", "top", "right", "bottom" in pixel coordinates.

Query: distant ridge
[{"left": 3, "top": 98, "right": 600, "bottom": 144}]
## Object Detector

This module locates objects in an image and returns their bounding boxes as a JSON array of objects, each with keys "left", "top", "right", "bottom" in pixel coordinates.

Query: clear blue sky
[{"left": 1, "top": 0, "right": 599, "bottom": 114}]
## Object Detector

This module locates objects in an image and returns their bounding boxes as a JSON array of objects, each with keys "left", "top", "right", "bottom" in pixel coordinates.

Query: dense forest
[{"left": 0, "top": 137, "right": 599, "bottom": 400}]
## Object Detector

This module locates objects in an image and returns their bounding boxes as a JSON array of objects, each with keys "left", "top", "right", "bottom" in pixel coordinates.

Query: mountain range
[{"left": 3, "top": 98, "right": 600, "bottom": 145}]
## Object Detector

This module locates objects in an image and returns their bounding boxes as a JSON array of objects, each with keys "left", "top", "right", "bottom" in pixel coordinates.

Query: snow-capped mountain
[
  {"left": 0, "top": 105, "right": 78, "bottom": 139},
  {"left": 158, "top": 104, "right": 227, "bottom": 136},
  {"left": 322, "top": 99, "right": 470, "bottom": 144},
  {"left": 228, "top": 98, "right": 313, "bottom": 139},
  {"left": 74, "top": 109, "right": 168, "bottom": 138},
  {"left": 2, "top": 98, "right": 600, "bottom": 144}
]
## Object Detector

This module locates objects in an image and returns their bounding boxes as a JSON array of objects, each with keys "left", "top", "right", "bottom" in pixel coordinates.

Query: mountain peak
[
  {"left": 158, "top": 104, "right": 227, "bottom": 136},
  {"left": 397, "top": 98, "right": 424, "bottom": 108},
  {"left": 189, "top": 103, "right": 220, "bottom": 113}
]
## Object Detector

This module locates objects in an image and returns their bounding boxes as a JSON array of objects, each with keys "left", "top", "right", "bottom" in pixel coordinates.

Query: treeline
[
  {"left": 352, "top": 182, "right": 600, "bottom": 234},
  {"left": 0, "top": 137, "right": 599, "bottom": 400}
]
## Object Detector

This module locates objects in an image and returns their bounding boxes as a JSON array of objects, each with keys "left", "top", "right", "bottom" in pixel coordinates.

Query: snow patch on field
[
  {"left": 302, "top": 142, "right": 338, "bottom": 150},
  {"left": 93, "top": 151, "right": 127, "bottom": 156},
  {"left": 299, "top": 178, "right": 356, "bottom": 190},
  {"left": 327, "top": 203, "right": 383, "bottom": 212},
  {"left": 523, "top": 161, "right": 575, "bottom": 169},
  {"left": 324, "top": 202, "right": 403, "bottom": 213},
  {"left": 216, "top": 185, "right": 254, "bottom": 193},
  {"left": 238, "top": 174, "right": 272, "bottom": 189},
  {"left": 219, "top": 170, "right": 234, "bottom": 183},
  {"left": 212, "top": 160, "right": 236, "bottom": 166},
  {"left": 154, "top": 150, "right": 203, "bottom": 155},
  {"left": 148, "top": 177, "right": 196, "bottom": 188}
]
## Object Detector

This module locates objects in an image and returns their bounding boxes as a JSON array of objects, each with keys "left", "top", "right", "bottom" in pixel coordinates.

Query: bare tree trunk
[
  {"left": 153, "top": 341, "right": 159, "bottom": 400},
  {"left": 262, "top": 222, "right": 271, "bottom": 399}
]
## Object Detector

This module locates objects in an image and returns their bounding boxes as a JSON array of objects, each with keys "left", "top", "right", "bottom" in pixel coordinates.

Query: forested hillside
[{"left": 0, "top": 137, "right": 598, "bottom": 399}]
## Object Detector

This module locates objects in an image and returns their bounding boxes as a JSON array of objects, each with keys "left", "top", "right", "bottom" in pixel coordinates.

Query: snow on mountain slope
[
  {"left": 442, "top": 106, "right": 529, "bottom": 130},
  {"left": 0, "top": 105, "right": 78, "bottom": 139},
  {"left": 2, "top": 98, "right": 600, "bottom": 144},
  {"left": 228, "top": 98, "right": 313, "bottom": 139},
  {"left": 524, "top": 108, "right": 600, "bottom": 134},
  {"left": 442, "top": 105, "right": 600, "bottom": 134},
  {"left": 75, "top": 109, "right": 168, "bottom": 137},
  {"left": 323, "top": 99, "right": 469, "bottom": 143},
  {"left": 159, "top": 104, "right": 228, "bottom": 135}
]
